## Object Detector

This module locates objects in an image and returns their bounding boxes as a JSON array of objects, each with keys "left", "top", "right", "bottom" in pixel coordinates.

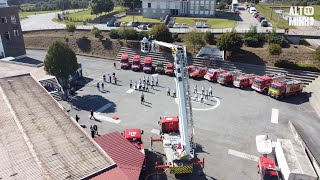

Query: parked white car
[
  {"left": 120, "top": 22, "right": 127, "bottom": 26},
  {"left": 195, "top": 22, "right": 202, "bottom": 28},
  {"left": 173, "top": 23, "right": 180, "bottom": 28},
  {"left": 202, "top": 23, "right": 210, "bottom": 28},
  {"left": 180, "top": 23, "right": 188, "bottom": 28},
  {"left": 249, "top": 7, "right": 256, "bottom": 14},
  {"left": 127, "top": 22, "right": 133, "bottom": 26}
]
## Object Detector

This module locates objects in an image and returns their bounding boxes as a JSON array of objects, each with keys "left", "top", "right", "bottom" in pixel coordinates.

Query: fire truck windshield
[
  {"left": 254, "top": 79, "right": 263, "bottom": 85},
  {"left": 121, "top": 59, "right": 128, "bottom": 63},
  {"left": 133, "top": 61, "right": 140, "bottom": 65},
  {"left": 219, "top": 75, "right": 226, "bottom": 80},
  {"left": 144, "top": 63, "right": 152, "bottom": 67},
  {"left": 270, "top": 84, "right": 280, "bottom": 90},
  {"left": 208, "top": 70, "right": 215, "bottom": 74}
]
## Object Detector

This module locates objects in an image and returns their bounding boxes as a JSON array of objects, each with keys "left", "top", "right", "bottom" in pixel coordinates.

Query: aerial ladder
[{"left": 141, "top": 39, "right": 204, "bottom": 175}]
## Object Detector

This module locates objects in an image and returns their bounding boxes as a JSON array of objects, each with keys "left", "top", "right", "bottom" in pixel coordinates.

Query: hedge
[{"left": 274, "top": 60, "right": 320, "bottom": 72}]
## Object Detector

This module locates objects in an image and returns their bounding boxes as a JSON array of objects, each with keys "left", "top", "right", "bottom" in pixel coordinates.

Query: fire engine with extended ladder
[{"left": 141, "top": 38, "right": 204, "bottom": 175}]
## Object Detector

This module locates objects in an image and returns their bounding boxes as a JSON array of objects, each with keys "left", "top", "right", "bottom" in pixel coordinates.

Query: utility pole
[
  {"left": 270, "top": 0, "right": 275, "bottom": 20},
  {"left": 132, "top": 1, "right": 135, "bottom": 22}
]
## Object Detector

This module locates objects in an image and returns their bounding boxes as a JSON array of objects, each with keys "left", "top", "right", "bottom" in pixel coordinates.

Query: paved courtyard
[{"left": 5, "top": 49, "right": 320, "bottom": 180}]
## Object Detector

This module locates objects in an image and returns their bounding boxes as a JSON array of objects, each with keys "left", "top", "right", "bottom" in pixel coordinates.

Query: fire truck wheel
[
  {"left": 263, "top": 89, "right": 268, "bottom": 94},
  {"left": 240, "top": 86, "right": 244, "bottom": 89}
]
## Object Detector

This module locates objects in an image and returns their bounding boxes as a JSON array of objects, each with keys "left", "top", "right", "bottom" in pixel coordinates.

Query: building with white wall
[{"left": 142, "top": 0, "right": 216, "bottom": 19}]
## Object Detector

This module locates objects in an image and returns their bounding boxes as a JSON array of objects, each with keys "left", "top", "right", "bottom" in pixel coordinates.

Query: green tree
[
  {"left": 183, "top": 31, "right": 206, "bottom": 53},
  {"left": 117, "top": 26, "right": 137, "bottom": 42},
  {"left": 203, "top": 31, "right": 214, "bottom": 45},
  {"left": 89, "top": 0, "right": 114, "bottom": 16},
  {"left": 314, "top": 46, "right": 320, "bottom": 61},
  {"left": 267, "top": 30, "right": 284, "bottom": 46},
  {"left": 268, "top": 43, "right": 282, "bottom": 55},
  {"left": 117, "top": 0, "right": 141, "bottom": 9},
  {"left": 149, "top": 24, "right": 173, "bottom": 43},
  {"left": 216, "top": 30, "right": 243, "bottom": 59},
  {"left": 91, "top": 27, "right": 102, "bottom": 38},
  {"left": 244, "top": 26, "right": 265, "bottom": 47},
  {"left": 65, "top": 24, "right": 76, "bottom": 35},
  {"left": 217, "top": 1, "right": 226, "bottom": 10},
  {"left": 109, "top": 29, "right": 119, "bottom": 39},
  {"left": 44, "top": 41, "right": 78, "bottom": 90}
]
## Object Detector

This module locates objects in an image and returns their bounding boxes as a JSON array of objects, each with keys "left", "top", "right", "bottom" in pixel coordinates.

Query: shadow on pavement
[
  {"left": 140, "top": 149, "right": 168, "bottom": 180},
  {"left": 70, "top": 94, "right": 116, "bottom": 113},
  {"left": 278, "top": 92, "right": 311, "bottom": 105},
  {"left": 12, "top": 56, "right": 43, "bottom": 65}
]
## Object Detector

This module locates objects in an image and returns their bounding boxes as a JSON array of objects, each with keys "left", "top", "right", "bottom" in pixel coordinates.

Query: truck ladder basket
[{"left": 180, "top": 45, "right": 194, "bottom": 150}]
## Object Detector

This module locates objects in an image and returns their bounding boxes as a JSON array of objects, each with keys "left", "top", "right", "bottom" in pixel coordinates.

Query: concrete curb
[
  {"left": 26, "top": 48, "right": 117, "bottom": 61},
  {"left": 0, "top": 59, "right": 44, "bottom": 68},
  {"left": 288, "top": 121, "right": 320, "bottom": 179}
]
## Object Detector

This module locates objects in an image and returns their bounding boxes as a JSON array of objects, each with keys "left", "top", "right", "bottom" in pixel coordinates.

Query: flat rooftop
[{"left": 0, "top": 74, "right": 114, "bottom": 180}]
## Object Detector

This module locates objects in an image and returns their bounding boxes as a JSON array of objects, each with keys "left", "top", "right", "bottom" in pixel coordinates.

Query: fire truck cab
[
  {"left": 188, "top": 65, "right": 197, "bottom": 74},
  {"left": 132, "top": 55, "right": 141, "bottom": 71},
  {"left": 268, "top": 79, "right": 303, "bottom": 99},
  {"left": 257, "top": 157, "right": 279, "bottom": 180},
  {"left": 159, "top": 116, "right": 179, "bottom": 134},
  {"left": 143, "top": 56, "right": 153, "bottom": 73},
  {"left": 204, "top": 68, "right": 225, "bottom": 81},
  {"left": 251, "top": 73, "right": 286, "bottom": 94},
  {"left": 233, "top": 74, "right": 256, "bottom": 88},
  {"left": 120, "top": 54, "right": 130, "bottom": 69},
  {"left": 165, "top": 62, "right": 174, "bottom": 76},
  {"left": 189, "top": 67, "right": 207, "bottom": 79},
  {"left": 123, "top": 129, "right": 145, "bottom": 154},
  {"left": 217, "top": 71, "right": 242, "bottom": 85}
]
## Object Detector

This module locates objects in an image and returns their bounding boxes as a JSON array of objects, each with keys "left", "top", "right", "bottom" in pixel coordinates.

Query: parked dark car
[
  {"left": 107, "top": 21, "right": 115, "bottom": 27},
  {"left": 261, "top": 20, "right": 268, "bottom": 27},
  {"left": 132, "top": 21, "right": 140, "bottom": 27},
  {"left": 147, "top": 23, "right": 155, "bottom": 28},
  {"left": 138, "top": 24, "right": 148, "bottom": 30},
  {"left": 167, "top": 22, "right": 174, "bottom": 28},
  {"left": 114, "top": 22, "right": 120, "bottom": 27},
  {"left": 258, "top": 16, "right": 265, "bottom": 22}
]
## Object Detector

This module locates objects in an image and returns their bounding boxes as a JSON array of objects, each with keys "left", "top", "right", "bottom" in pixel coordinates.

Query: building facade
[
  {"left": 0, "top": 0, "right": 26, "bottom": 58},
  {"left": 142, "top": 0, "right": 216, "bottom": 19}
]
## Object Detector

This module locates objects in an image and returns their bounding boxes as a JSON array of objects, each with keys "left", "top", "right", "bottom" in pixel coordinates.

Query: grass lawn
[
  {"left": 256, "top": 4, "right": 294, "bottom": 29},
  {"left": 312, "top": 5, "right": 320, "bottom": 21},
  {"left": 65, "top": 6, "right": 127, "bottom": 22},
  {"left": 118, "top": 15, "right": 161, "bottom": 23},
  {"left": 175, "top": 17, "right": 236, "bottom": 28},
  {"left": 19, "top": 10, "right": 59, "bottom": 19}
]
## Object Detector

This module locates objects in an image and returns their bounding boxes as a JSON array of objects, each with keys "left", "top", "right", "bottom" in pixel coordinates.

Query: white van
[{"left": 249, "top": 7, "right": 256, "bottom": 14}]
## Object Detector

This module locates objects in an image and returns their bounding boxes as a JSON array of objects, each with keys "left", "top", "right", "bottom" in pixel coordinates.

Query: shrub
[
  {"left": 172, "top": 33, "right": 179, "bottom": 40},
  {"left": 117, "top": 27, "right": 137, "bottom": 41},
  {"left": 314, "top": 46, "right": 320, "bottom": 61},
  {"left": 267, "top": 30, "right": 284, "bottom": 46},
  {"left": 91, "top": 27, "right": 102, "bottom": 38},
  {"left": 274, "top": 60, "right": 320, "bottom": 72},
  {"left": 149, "top": 24, "right": 173, "bottom": 43},
  {"left": 244, "top": 37, "right": 259, "bottom": 47},
  {"left": 109, "top": 29, "right": 119, "bottom": 39},
  {"left": 137, "top": 31, "right": 149, "bottom": 40},
  {"left": 203, "top": 31, "right": 215, "bottom": 45},
  {"left": 268, "top": 43, "right": 282, "bottom": 55},
  {"left": 65, "top": 24, "right": 76, "bottom": 33}
]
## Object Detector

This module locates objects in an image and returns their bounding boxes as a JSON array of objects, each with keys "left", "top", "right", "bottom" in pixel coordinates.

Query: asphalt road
[{"left": 22, "top": 49, "right": 320, "bottom": 180}]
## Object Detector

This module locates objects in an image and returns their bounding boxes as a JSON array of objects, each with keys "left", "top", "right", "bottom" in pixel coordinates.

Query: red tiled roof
[{"left": 92, "top": 132, "right": 145, "bottom": 180}]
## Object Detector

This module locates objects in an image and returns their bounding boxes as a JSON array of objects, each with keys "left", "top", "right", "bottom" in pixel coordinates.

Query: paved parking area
[{"left": 20, "top": 50, "right": 320, "bottom": 179}]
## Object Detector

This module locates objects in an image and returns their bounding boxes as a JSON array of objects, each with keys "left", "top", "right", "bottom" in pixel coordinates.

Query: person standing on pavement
[
  {"left": 146, "top": 84, "right": 149, "bottom": 92},
  {"left": 130, "top": 80, "right": 133, "bottom": 88},
  {"left": 202, "top": 86, "right": 205, "bottom": 94},
  {"left": 147, "top": 76, "right": 150, "bottom": 85},
  {"left": 173, "top": 89, "right": 176, "bottom": 98},
  {"left": 151, "top": 77, "right": 154, "bottom": 85},
  {"left": 90, "top": 125, "right": 95, "bottom": 138},
  {"left": 167, "top": 87, "right": 170, "bottom": 96},
  {"left": 151, "top": 81, "right": 154, "bottom": 89},
  {"left": 201, "top": 94, "right": 204, "bottom": 103},
  {"left": 75, "top": 115, "right": 80, "bottom": 123},
  {"left": 143, "top": 83, "right": 146, "bottom": 91},
  {"left": 108, "top": 74, "right": 112, "bottom": 83},
  {"left": 114, "top": 77, "right": 117, "bottom": 85},
  {"left": 195, "top": 93, "right": 198, "bottom": 101},
  {"left": 143, "top": 76, "right": 146, "bottom": 84},
  {"left": 93, "top": 125, "right": 99, "bottom": 136},
  {"left": 141, "top": 93, "right": 145, "bottom": 104},
  {"left": 97, "top": 82, "right": 100, "bottom": 91},
  {"left": 103, "top": 75, "right": 106, "bottom": 82},
  {"left": 209, "top": 86, "right": 213, "bottom": 96},
  {"left": 90, "top": 110, "right": 95, "bottom": 120},
  {"left": 134, "top": 81, "right": 137, "bottom": 89},
  {"left": 194, "top": 85, "right": 197, "bottom": 94},
  {"left": 101, "top": 82, "right": 104, "bottom": 91},
  {"left": 156, "top": 77, "right": 159, "bottom": 86},
  {"left": 114, "top": 62, "right": 116, "bottom": 69},
  {"left": 205, "top": 90, "right": 209, "bottom": 99}
]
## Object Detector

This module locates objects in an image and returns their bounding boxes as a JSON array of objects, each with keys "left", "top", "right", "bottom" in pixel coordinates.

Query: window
[
  {"left": 5, "top": 32, "right": 10, "bottom": 40},
  {"left": 161, "top": 10, "right": 165, "bottom": 13},
  {"left": 11, "top": 15, "right": 16, "bottom": 24},
  {"left": 14, "top": 30, "right": 19, "bottom": 36},
  {"left": 1, "top": 17, "right": 7, "bottom": 23},
  {"left": 148, "top": 3, "right": 151, "bottom": 8}
]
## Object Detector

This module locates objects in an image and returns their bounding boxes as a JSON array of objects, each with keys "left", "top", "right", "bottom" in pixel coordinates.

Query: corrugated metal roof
[
  {"left": 0, "top": 74, "right": 114, "bottom": 180},
  {"left": 93, "top": 132, "right": 145, "bottom": 180}
]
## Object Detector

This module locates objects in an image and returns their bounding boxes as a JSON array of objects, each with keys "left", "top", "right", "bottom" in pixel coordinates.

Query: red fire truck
[
  {"left": 189, "top": 67, "right": 207, "bottom": 79},
  {"left": 132, "top": 55, "right": 141, "bottom": 71},
  {"left": 120, "top": 54, "right": 130, "bottom": 69},
  {"left": 251, "top": 73, "right": 286, "bottom": 94},
  {"left": 257, "top": 157, "right": 279, "bottom": 180},
  {"left": 268, "top": 79, "right": 303, "bottom": 99},
  {"left": 233, "top": 74, "right": 256, "bottom": 88},
  {"left": 123, "top": 129, "right": 145, "bottom": 154},
  {"left": 217, "top": 70, "right": 242, "bottom": 85},
  {"left": 204, "top": 68, "right": 226, "bottom": 82},
  {"left": 143, "top": 56, "right": 153, "bottom": 73},
  {"left": 165, "top": 62, "right": 174, "bottom": 76}
]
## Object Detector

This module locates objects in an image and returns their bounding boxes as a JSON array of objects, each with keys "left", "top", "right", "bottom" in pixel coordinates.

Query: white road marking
[
  {"left": 271, "top": 108, "right": 279, "bottom": 124},
  {"left": 151, "top": 74, "right": 159, "bottom": 77},
  {"left": 126, "top": 89, "right": 134, "bottom": 93},
  {"left": 228, "top": 149, "right": 259, "bottom": 162},
  {"left": 96, "top": 103, "right": 113, "bottom": 113},
  {"left": 89, "top": 114, "right": 121, "bottom": 124},
  {"left": 175, "top": 96, "right": 220, "bottom": 111},
  {"left": 151, "top": 129, "right": 160, "bottom": 134}
]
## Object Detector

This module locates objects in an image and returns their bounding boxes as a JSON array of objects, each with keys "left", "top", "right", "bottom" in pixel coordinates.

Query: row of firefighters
[{"left": 120, "top": 53, "right": 304, "bottom": 100}]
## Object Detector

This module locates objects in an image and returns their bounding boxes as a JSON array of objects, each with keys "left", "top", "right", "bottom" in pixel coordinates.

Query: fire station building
[{"left": 0, "top": 0, "right": 26, "bottom": 58}]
